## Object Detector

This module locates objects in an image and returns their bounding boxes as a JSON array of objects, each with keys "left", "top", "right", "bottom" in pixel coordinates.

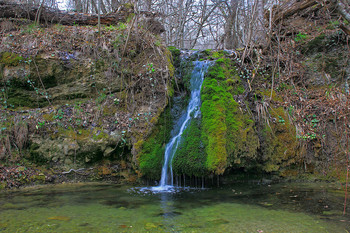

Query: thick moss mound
[
  {"left": 201, "top": 58, "right": 258, "bottom": 175},
  {"left": 260, "top": 106, "right": 298, "bottom": 172},
  {"left": 172, "top": 118, "right": 206, "bottom": 177}
]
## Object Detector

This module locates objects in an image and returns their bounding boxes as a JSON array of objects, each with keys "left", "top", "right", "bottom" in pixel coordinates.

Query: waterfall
[{"left": 152, "top": 60, "right": 211, "bottom": 192}]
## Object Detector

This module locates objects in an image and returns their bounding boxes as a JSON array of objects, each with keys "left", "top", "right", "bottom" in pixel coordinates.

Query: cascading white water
[{"left": 152, "top": 60, "right": 211, "bottom": 192}]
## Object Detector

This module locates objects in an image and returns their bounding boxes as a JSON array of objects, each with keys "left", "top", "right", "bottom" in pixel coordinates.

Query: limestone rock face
[{"left": 0, "top": 24, "right": 173, "bottom": 170}]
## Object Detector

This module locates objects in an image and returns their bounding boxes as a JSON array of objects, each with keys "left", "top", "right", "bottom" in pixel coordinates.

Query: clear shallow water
[{"left": 0, "top": 182, "right": 349, "bottom": 232}]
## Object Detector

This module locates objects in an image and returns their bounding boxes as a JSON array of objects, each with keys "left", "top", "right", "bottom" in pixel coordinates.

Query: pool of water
[{"left": 0, "top": 182, "right": 349, "bottom": 232}]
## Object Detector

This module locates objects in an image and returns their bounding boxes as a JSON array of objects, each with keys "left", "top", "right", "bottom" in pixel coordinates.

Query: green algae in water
[{"left": 0, "top": 182, "right": 349, "bottom": 232}]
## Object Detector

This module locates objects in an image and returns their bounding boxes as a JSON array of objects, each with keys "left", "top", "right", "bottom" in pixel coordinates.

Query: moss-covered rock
[
  {"left": 168, "top": 46, "right": 181, "bottom": 69},
  {"left": 29, "top": 127, "right": 130, "bottom": 169},
  {"left": 201, "top": 58, "right": 258, "bottom": 175},
  {"left": 0, "top": 52, "right": 23, "bottom": 66},
  {"left": 137, "top": 106, "right": 173, "bottom": 179},
  {"left": 172, "top": 118, "right": 207, "bottom": 177},
  {"left": 260, "top": 107, "right": 298, "bottom": 172}
]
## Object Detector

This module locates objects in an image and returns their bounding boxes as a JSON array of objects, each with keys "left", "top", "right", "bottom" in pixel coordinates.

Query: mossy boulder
[
  {"left": 201, "top": 58, "right": 258, "bottom": 175},
  {"left": 0, "top": 52, "right": 23, "bottom": 66},
  {"left": 260, "top": 107, "right": 298, "bottom": 172},
  {"left": 172, "top": 118, "right": 207, "bottom": 177}
]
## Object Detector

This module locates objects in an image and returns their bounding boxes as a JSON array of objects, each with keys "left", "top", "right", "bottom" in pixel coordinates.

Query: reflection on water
[{"left": 0, "top": 182, "right": 349, "bottom": 232}]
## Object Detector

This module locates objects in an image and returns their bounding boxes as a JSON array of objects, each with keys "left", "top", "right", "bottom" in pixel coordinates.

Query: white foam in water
[{"left": 131, "top": 185, "right": 200, "bottom": 195}]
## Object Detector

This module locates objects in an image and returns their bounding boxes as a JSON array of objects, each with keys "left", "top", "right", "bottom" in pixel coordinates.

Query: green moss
[
  {"left": 138, "top": 106, "right": 173, "bottom": 179},
  {"left": 0, "top": 52, "right": 23, "bottom": 66},
  {"left": 260, "top": 107, "right": 297, "bottom": 172},
  {"left": 258, "top": 89, "right": 283, "bottom": 102},
  {"left": 103, "top": 105, "right": 117, "bottom": 116},
  {"left": 179, "top": 59, "right": 195, "bottom": 91},
  {"left": 172, "top": 118, "right": 207, "bottom": 176},
  {"left": 201, "top": 58, "right": 258, "bottom": 175},
  {"left": 0, "top": 181, "right": 6, "bottom": 190},
  {"left": 202, "top": 49, "right": 212, "bottom": 56},
  {"left": 165, "top": 49, "right": 175, "bottom": 98},
  {"left": 168, "top": 46, "right": 181, "bottom": 68},
  {"left": 326, "top": 20, "right": 340, "bottom": 30},
  {"left": 211, "top": 51, "right": 228, "bottom": 59},
  {"left": 7, "top": 89, "right": 46, "bottom": 108},
  {"left": 301, "top": 34, "right": 325, "bottom": 54},
  {"left": 59, "top": 127, "right": 84, "bottom": 140}
]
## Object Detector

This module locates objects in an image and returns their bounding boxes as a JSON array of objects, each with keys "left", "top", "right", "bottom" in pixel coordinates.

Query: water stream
[{"left": 153, "top": 60, "right": 211, "bottom": 192}]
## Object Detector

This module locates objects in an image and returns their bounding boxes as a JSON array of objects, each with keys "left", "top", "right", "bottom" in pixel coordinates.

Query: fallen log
[
  {"left": 271, "top": 0, "right": 320, "bottom": 24},
  {"left": 0, "top": 0, "right": 134, "bottom": 26}
]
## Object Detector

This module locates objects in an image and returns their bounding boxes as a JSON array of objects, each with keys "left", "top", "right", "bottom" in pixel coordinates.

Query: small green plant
[
  {"left": 53, "top": 24, "right": 65, "bottom": 32},
  {"left": 113, "top": 34, "right": 126, "bottom": 49},
  {"left": 36, "top": 120, "right": 45, "bottom": 129},
  {"left": 96, "top": 91, "right": 107, "bottom": 104},
  {"left": 54, "top": 109, "right": 64, "bottom": 120},
  {"left": 145, "top": 63, "right": 155, "bottom": 73},
  {"left": 294, "top": 32, "right": 308, "bottom": 42},
  {"left": 120, "top": 130, "right": 127, "bottom": 145},
  {"left": 117, "top": 22, "right": 127, "bottom": 30},
  {"left": 105, "top": 25, "right": 118, "bottom": 31},
  {"left": 288, "top": 105, "right": 294, "bottom": 116},
  {"left": 114, "top": 98, "right": 120, "bottom": 105},
  {"left": 25, "top": 75, "right": 50, "bottom": 100},
  {"left": 311, "top": 118, "right": 319, "bottom": 128},
  {"left": 154, "top": 40, "right": 161, "bottom": 47},
  {"left": 278, "top": 116, "right": 285, "bottom": 124},
  {"left": 327, "top": 20, "right": 340, "bottom": 29},
  {"left": 23, "top": 23, "right": 39, "bottom": 34}
]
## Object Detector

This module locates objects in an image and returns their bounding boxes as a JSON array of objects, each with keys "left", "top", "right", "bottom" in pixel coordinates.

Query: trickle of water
[{"left": 152, "top": 60, "right": 212, "bottom": 192}]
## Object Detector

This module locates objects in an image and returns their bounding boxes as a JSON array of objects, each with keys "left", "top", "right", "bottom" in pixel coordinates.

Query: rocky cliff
[{"left": 0, "top": 18, "right": 173, "bottom": 187}]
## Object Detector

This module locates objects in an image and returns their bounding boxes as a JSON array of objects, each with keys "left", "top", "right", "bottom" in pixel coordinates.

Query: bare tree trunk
[
  {"left": 111, "top": 0, "right": 119, "bottom": 11},
  {"left": 85, "top": 0, "right": 90, "bottom": 13},
  {"left": 145, "top": 0, "right": 152, "bottom": 11},
  {"left": 98, "top": 0, "right": 101, "bottom": 33},
  {"left": 74, "top": 0, "right": 83, "bottom": 12},
  {"left": 34, "top": 0, "right": 45, "bottom": 25},
  {"left": 255, "top": 0, "right": 266, "bottom": 45},
  {"left": 100, "top": 0, "right": 107, "bottom": 14},
  {"left": 222, "top": 0, "right": 239, "bottom": 49}
]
